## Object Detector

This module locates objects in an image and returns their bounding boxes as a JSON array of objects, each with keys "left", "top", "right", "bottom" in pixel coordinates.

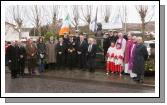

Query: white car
[{"left": 144, "top": 40, "right": 155, "bottom": 56}]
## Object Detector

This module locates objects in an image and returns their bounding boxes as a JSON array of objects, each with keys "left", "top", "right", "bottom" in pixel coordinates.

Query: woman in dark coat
[
  {"left": 133, "top": 37, "right": 148, "bottom": 83},
  {"left": 37, "top": 37, "right": 46, "bottom": 73}
]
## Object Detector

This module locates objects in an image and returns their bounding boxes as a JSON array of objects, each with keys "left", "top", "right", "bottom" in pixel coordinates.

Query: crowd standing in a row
[
  {"left": 6, "top": 32, "right": 97, "bottom": 77},
  {"left": 6, "top": 30, "right": 148, "bottom": 83}
]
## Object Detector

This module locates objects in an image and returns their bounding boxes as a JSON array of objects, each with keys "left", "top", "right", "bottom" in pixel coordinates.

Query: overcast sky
[{"left": 5, "top": 5, "right": 155, "bottom": 28}]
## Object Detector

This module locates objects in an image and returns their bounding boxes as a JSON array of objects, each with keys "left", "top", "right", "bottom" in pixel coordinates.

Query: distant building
[
  {"left": 123, "top": 21, "right": 155, "bottom": 32},
  {"left": 5, "top": 22, "right": 32, "bottom": 41}
]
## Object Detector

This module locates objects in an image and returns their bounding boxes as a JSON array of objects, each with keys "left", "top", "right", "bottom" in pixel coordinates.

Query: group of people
[
  {"left": 6, "top": 31, "right": 97, "bottom": 79},
  {"left": 6, "top": 29, "right": 148, "bottom": 83},
  {"left": 104, "top": 30, "right": 148, "bottom": 83}
]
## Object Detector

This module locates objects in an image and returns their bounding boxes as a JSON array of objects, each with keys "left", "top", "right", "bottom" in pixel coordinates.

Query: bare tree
[
  {"left": 28, "top": 5, "right": 42, "bottom": 36},
  {"left": 49, "top": 5, "right": 61, "bottom": 35},
  {"left": 101, "top": 5, "right": 112, "bottom": 23},
  {"left": 136, "top": 5, "right": 155, "bottom": 36},
  {"left": 52, "top": 5, "right": 60, "bottom": 25},
  {"left": 81, "top": 5, "right": 93, "bottom": 25},
  {"left": 11, "top": 5, "right": 25, "bottom": 39},
  {"left": 71, "top": 5, "right": 80, "bottom": 30}
]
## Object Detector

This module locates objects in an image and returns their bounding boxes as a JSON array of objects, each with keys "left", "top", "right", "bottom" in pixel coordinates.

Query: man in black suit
[
  {"left": 67, "top": 35, "right": 77, "bottom": 70},
  {"left": 18, "top": 41, "right": 26, "bottom": 77},
  {"left": 87, "top": 38, "right": 97, "bottom": 72},
  {"left": 6, "top": 41, "right": 20, "bottom": 79},
  {"left": 103, "top": 32, "right": 109, "bottom": 59},
  {"left": 63, "top": 32, "right": 70, "bottom": 67},
  {"left": 77, "top": 35, "right": 88, "bottom": 70}
]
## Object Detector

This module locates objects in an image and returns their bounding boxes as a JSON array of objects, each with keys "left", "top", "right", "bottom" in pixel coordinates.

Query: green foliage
[
  {"left": 145, "top": 58, "right": 155, "bottom": 71},
  {"left": 44, "top": 31, "right": 55, "bottom": 42},
  {"left": 29, "top": 25, "right": 49, "bottom": 36},
  {"left": 143, "top": 35, "right": 155, "bottom": 41}
]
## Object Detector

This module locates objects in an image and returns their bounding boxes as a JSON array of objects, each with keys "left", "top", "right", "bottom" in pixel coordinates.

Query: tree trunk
[
  {"left": 141, "top": 18, "right": 145, "bottom": 38},
  {"left": 19, "top": 30, "right": 21, "bottom": 40}
]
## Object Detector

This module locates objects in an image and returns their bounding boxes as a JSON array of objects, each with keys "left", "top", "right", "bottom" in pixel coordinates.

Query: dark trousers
[
  {"left": 87, "top": 57, "right": 96, "bottom": 72},
  {"left": 27, "top": 58, "right": 36, "bottom": 75},
  {"left": 67, "top": 53, "right": 75, "bottom": 70},
  {"left": 11, "top": 69, "right": 17, "bottom": 78},
  {"left": 19, "top": 61, "right": 25, "bottom": 76},
  {"left": 136, "top": 70, "right": 145, "bottom": 82},
  {"left": 38, "top": 59, "right": 45, "bottom": 72},
  {"left": 10, "top": 62, "right": 19, "bottom": 78},
  {"left": 79, "top": 53, "right": 87, "bottom": 69},
  {"left": 57, "top": 54, "right": 65, "bottom": 69},
  {"left": 48, "top": 63, "right": 55, "bottom": 70}
]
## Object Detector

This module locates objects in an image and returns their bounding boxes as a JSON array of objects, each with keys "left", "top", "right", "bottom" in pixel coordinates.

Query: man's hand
[
  {"left": 77, "top": 51, "right": 81, "bottom": 54},
  {"left": 32, "top": 53, "right": 34, "bottom": 56},
  {"left": 20, "top": 55, "right": 23, "bottom": 58}
]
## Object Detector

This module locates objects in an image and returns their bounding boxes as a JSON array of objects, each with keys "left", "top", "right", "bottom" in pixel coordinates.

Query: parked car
[{"left": 144, "top": 40, "right": 155, "bottom": 56}]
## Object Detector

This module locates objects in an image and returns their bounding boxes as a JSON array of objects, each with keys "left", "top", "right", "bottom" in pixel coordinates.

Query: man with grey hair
[
  {"left": 116, "top": 32, "right": 126, "bottom": 53},
  {"left": 115, "top": 32, "right": 126, "bottom": 74},
  {"left": 87, "top": 38, "right": 97, "bottom": 72}
]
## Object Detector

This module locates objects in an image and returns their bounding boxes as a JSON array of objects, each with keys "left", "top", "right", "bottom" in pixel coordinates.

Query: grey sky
[{"left": 5, "top": 5, "right": 155, "bottom": 28}]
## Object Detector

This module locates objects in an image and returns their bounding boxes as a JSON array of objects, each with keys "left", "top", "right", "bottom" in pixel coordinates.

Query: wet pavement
[{"left": 5, "top": 66, "right": 155, "bottom": 93}]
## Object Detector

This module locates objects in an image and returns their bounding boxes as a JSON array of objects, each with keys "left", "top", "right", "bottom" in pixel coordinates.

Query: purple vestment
[{"left": 128, "top": 42, "right": 137, "bottom": 70}]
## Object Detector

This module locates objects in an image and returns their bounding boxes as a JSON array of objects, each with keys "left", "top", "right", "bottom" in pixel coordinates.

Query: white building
[{"left": 5, "top": 22, "right": 31, "bottom": 41}]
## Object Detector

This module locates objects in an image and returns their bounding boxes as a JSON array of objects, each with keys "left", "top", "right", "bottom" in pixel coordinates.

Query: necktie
[{"left": 88, "top": 45, "right": 92, "bottom": 52}]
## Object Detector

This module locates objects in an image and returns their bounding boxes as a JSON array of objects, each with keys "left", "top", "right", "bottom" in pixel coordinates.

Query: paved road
[{"left": 5, "top": 73, "right": 154, "bottom": 93}]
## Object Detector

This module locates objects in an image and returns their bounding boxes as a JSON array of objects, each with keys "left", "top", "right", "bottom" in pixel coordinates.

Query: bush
[{"left": 44, "top": 31, "right": 55, "bottom": 42}]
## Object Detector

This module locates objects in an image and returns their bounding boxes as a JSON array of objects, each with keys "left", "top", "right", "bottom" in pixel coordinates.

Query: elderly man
[
  {"left": 133, "top": 37, "right": 148, "bottom": 83},
  {"left": 77, "top": 35, "right": 88, "bottom": 70},
  {"left": 87, "top": 38, "right": 97, "bottom": 72},
  {"left": 116, "top": 32, "right": 126, "bottom": 54}
]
